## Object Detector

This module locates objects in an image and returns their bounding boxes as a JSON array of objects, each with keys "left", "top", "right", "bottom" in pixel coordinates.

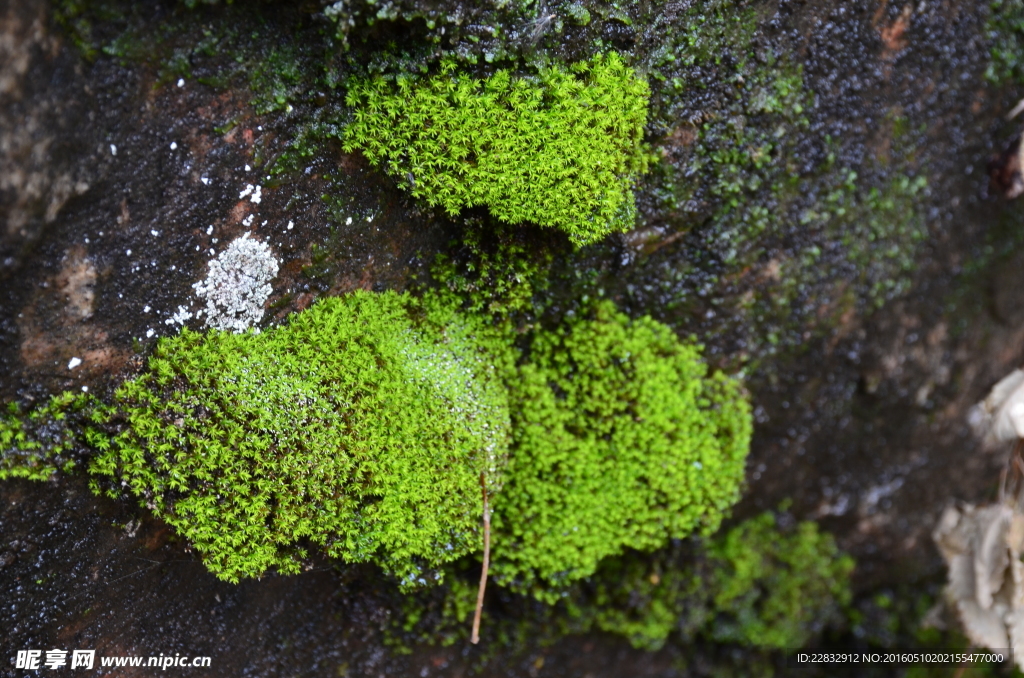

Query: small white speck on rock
[
  {"left": 143, "top": 305, "right": 151, "bottom": 313},
  {"left": 150, "top": 229, "right": 159, "bottom": 237},
  {"left": 68, "top": 357, "right": 82, "bottom": 370},
  {"left": 242, "top": 214, "right": 254, "bottom": 227},
  {"left": 146, "top": 328, "right": 155, "bottom": 338},
  {"left": 287, "top": 220, "right": 294, "bottom": 230},
  {"left": 245, "top": 164, "right": 251, "bottom": 172},
  {"left": 110, "top": 144, "right": 117, "bottom": 156},
  {"left": 170, "top": 142, "right": 178, "bottom": 150},
  {"left": 126, "top": 249, "right": 132, "bottom": 256},
  {"left": 177, "top": 78, "right": 184, "bottom": 87}
]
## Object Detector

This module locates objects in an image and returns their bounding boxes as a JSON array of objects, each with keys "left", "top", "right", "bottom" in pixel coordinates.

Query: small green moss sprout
[
  {"left": 1, "top": 391, "right": 93, "bottom": 481},
  {"left": 342, "top": 53, "right": 651, "bottom": 246}
]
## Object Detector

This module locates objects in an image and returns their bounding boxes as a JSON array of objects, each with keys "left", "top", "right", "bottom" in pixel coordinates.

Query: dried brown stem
[{"left": 471, "top": 472, "right": 491, "bottom": 645}]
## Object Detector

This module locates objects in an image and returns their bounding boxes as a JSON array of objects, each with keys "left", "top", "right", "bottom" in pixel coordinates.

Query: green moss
[
  {"left": 78, "top": 272, "right": 750, "bottom": 600},
  {"left": 249, "top": 44, "right": 305, "bottom": 115},
  {"left": 426, "top": 223, "right": 553, "bottom": 321},
  {"left": 710, "top": 512, "right": 854, "bottom": 649},
  {"left": 342, "top": 53, "right": 651, "bottom": 246},
  {"left": 590, "top": 548, "right": 709, "bottom": 651},
  {"left": 781, "top": 172, "right": 929, "bottom": 313},
  {"left": 986, "top": 0, "right": 1024, "bottom": 84},
  {"left": 491, "top": 300, "right": 751, "bottom": 599},
  {"left": 393, "top": 511, "right": 852, "bottom": 656},
  {"left": 581, "top": 512, "right": 853, "bottom": 651},
  {"left": 0, "top": 392, "right": 94, "bottom": 481},
  {"left": 89, "top": 290, "right": 511, "bottom": 584}
]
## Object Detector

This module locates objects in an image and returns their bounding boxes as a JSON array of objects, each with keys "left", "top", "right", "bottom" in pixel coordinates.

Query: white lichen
[{"left": 192, "top": 233, "right": 279, "bottom": 333}]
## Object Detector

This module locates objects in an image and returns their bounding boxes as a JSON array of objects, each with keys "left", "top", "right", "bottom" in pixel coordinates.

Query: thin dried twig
[
  {"left": 471, "top": 472, "right": 491, "bottom": 644},
  {"left": 1008, "top": 98, "right": 1024, "bottom": 121}
]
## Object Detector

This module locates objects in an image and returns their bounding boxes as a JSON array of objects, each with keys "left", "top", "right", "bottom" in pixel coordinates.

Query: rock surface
[{"left": 4, "top": 0, "right": 1024, "bottom": 675}]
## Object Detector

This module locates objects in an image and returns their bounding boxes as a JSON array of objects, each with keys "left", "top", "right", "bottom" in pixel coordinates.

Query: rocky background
[{"left": 3, "top": 0, "right": 1024, "bottom": 675}]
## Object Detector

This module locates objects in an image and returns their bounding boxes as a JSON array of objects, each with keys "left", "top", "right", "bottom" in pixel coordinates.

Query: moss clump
[
  {"left": 90, "top": 290, "right": 511, "bottom": 584},
  {"left": 710, "top": 512, "right": 854, "bottom": 649},
  {"left": 589, "top": 512, "right": 853, "bottom": 651},
  {"left": 1, "top": 392, "right": 93, "bottom": 481},
  {"left": 342, "top": 53, "right": 651, "bottom": 246},
  {"left": 589, "top": 548, "right": 708, "bottom": 651},
  {"left": 492, "top": 301, "right": 751, "bottom": 599}
]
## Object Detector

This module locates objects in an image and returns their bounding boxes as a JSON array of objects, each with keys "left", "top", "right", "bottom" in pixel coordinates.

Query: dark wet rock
[{"left": 4, "top": 0, "right": 1024, "bottom": 674}]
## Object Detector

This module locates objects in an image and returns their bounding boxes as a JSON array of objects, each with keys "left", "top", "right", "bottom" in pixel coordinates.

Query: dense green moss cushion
[
  {"left": 492, "top": 301, "right": 751, "bottom": 598},
  {"left": 343, "top": 53, "right": 650, "bottom": 246},
  {"left": 90, "top": 291, "right": 510, "bottom": 584}
]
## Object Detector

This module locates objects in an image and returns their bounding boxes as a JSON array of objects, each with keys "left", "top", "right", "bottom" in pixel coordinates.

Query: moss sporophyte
[{"left": 342, "top": 53, "right": 651, "bottom": 246}]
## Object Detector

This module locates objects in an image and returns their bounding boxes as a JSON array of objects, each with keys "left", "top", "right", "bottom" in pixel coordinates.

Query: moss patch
[
  {"left": 395, "top": 510, "right": 853, "bottom": 655},
  {"left": 65, "top": 260, "right": 751, "bottom": 594},
  {"left": 89, "top": 290, "right": 511, "bottom": 584},
  {"left": 589, "top": 512, "right": 853, "bottom": 651},
  {"left": 0, "top": 392, "right": 94, "bottom": 481},
  {"left": 710, "top": 512, "right": 854, "bottom": 649},
  {"left": 492, "top": 300, "right": 751, "bottom": 599},
  {"left": 342, "top": 53, "right": 650, "bottom": 245}
]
